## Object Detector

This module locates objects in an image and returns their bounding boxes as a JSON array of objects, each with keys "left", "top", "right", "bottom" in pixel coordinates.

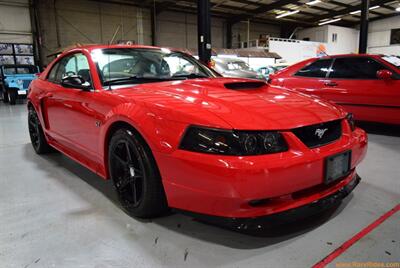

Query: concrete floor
[{"left": 0, "top": 102, "right": 399, "bottom": 268}]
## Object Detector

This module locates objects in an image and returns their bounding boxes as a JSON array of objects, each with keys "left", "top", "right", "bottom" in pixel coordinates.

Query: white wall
[
  {"left": 269, "top": 39, "right": 326, "bottom": 63},
  {"left": 368, "top": 16, "right": 400, "bottom": 55},
  {"left": 297, "top": 25, "right": 328, "bottom": 42},
  {"left": 0, "top": 0, "right": 32, "bottom": 44},
  {"left": 326, "top": 25, "right": 358, "bottom": 54},
  {"left": 297, "top": 25, "right": 358, "bottom": 55}
]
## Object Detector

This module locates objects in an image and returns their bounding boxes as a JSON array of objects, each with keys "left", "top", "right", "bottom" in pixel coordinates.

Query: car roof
[
  {"left": 319, "top": 53, "right": 382, "bottom": 59},
  {"left": 62, "top": 44, "right": 181, "bottom": 54}
]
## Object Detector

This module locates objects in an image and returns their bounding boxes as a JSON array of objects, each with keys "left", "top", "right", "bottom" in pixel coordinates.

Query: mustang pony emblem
[{"left": 315, "top": 128, "right": 328, "bottom": 139}]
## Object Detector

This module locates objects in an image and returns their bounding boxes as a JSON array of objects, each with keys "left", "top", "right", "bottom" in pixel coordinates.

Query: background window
[
  {"left": 329, "top": 57, "right": 388, "bottom": 79},
  {"left": 390, "top": 28, "right": 400, "bottom": 45},
  {"left": 295, "top": 59, "right": 332, "bottom": 78}
]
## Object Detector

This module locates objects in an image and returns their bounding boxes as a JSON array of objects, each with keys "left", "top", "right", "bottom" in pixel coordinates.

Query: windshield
[
  {"left": 226, "top": 61, "right": 250, "bottom": 71},
  {"left": 381, "top": 55, "right": 400, "bottom": 69},
  {"left": 3, "top": 65, "right": 36, "bottom": 75},
  {"left": 91, "top": 48, "right": 216, "bottom": 86}
]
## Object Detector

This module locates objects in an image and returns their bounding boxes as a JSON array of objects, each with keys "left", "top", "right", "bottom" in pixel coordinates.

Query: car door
[
  {"left": 321, "top": 56, "right": 400, "bottom": 124},
  {"left": 281, "top": 58, "right": 333, "bottom": 98},
  {"left": 43, "top": 52, "right": 103, "bottom": 165}
]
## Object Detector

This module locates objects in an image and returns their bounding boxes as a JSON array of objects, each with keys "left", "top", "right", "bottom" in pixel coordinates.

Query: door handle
[{"left": 324, "top": 81, "right": 338, "bottom": 87}]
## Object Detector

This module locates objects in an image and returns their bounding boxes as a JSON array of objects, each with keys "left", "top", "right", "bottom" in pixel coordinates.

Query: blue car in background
[{"left": 0, "top": 64, "right": 39, "bottom": 105}]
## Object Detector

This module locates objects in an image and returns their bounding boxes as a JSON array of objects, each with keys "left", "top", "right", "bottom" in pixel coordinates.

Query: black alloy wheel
[
  {"left": 109, "top": 129, "right": 168, "bottom": 218},
  {"left": 28, "top": 107, "right": 53, "bottom": 154}
]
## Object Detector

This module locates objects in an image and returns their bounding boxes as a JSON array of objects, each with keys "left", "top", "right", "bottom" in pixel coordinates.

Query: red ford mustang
[
  {"left": 27, "top": 45, "right": 367, "bottom": 227},
  {"left": 269, "top": 54, "right": 400, "bottom": 125}
]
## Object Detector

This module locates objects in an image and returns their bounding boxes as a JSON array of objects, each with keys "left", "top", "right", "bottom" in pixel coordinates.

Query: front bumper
[
  {"left": 155, "top": 125, "right": 367, "bottom": 218},
  {"left": 179, "top": 174, "right": 361, "bottom": 229}
]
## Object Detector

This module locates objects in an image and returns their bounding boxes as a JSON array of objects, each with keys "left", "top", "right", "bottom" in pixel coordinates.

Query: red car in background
[
  {"left": 27, "top": 45, "right": 367, "bottom": 228},
  {"left": 269, "top": 54, "right": 400, "bottom": 125}
]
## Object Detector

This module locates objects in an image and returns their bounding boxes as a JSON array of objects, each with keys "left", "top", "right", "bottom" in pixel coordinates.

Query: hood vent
[{"left": 224, "top": 81, "right": 266, "bottom": 90}]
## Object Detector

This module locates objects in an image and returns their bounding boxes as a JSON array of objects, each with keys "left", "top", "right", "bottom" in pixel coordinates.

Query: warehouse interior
[{"left": 0, "top": 0, "right": 399, "bottom": 267}]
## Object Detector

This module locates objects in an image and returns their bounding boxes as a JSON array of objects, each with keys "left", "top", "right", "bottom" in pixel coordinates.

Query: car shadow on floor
[
  {"left": 357, "top": 121, "right": 400, "bottom": 137},
  {"left": 23, "top": 143, "right": 353, "bottom": 249}
]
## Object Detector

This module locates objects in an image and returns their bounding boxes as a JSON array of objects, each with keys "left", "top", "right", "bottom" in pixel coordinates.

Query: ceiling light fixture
[
  {"left": 318, "top": 18, "right": 342, "bottom": 25},
  {"left": 350, "top": 5, "right": 380, "bottom": 15},
  {"left": 397, "top": 6, "right": 400, "bottom": 12},
  {"left": 276, "top": 10, "right": 300, "bottom": 18},
  {"left": 350, "top": 10, "right": 361, "bottom": 15},
  {"left": 306, "top": 0, "right": 321, "bottom": 5},
  {"left": 369, "top": 5, "right": 380, "bottom": 10}
]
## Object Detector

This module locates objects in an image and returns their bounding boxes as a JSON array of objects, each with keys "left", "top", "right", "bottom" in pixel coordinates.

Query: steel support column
[
  {"left": 150, "top": 7, "right": 157, "bottom": 46},
  {"left": 359, "top": 0, "right": 370, "bottom": 53},
  {"left": 29, "top": 0, "right": 43, "bottom": 69},
  {"left": 197, "top": 0, "right": 211, "bottom": 64},
  {"left": 226, "top": 21, "right": 232, "bottom": 49}
]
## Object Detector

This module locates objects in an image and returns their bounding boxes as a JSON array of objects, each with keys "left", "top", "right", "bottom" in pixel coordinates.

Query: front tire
[
  {"left": 28, "top": 106, "right": 53, "bottom": 154},
  {"left": 108, "top": 129, "right": 168, "bottom": 218}
]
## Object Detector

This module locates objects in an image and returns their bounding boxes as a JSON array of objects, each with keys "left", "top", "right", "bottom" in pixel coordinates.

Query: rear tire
[
  {"left": 2, "top": 86, "right": 8, "bottom": 103},
  {"left": 108, "top": 128, "right": 168, "bottom": 218},
  {"left": 8, "top": 89, "right": 17, "bottom": 105},
  {"left": 28, "top": 106, "right": 53, "bottom": 154}
]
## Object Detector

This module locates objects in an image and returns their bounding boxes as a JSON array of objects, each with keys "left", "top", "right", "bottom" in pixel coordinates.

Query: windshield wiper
[
  {"left": 172, "top": 73, "right": 208, "bottom": 79},
  {"left": 103, "top": 75, "right": 176, "bottom": 86}
]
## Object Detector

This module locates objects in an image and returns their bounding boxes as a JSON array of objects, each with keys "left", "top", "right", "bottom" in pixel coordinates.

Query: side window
[
  {"left": 54, "top": 53, "right": 92, "bottom": 85},
  {"left": 329, "top": 57, "right": 388, "bottom": 79},
  {"left": 48, "top": 62, "right": 60, "bottom": 82},
  {"left": 295, "top": 59, "right": 332, "bottom": 78},
  {"left": 75, "top": 53, "right": 91, "bottom": 84}
]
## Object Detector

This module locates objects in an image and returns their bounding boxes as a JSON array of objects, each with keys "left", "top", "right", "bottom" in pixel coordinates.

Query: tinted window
[
  {"left": 295, "top": 59, "right": 332, "bottom": 78},
  {"left": 329, "top": 57, "right": 388, "bottom": 79}
]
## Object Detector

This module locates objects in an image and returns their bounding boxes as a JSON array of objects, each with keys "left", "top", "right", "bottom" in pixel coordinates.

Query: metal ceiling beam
[
  {"left": 328, "top": 0, "right": 381, "bottom": 16},
  {"left": 308, "top": 0, "right": 396, "bottom": 22},
  {"left": 228, "top": 0, "right": 302, "bottom": 24}
]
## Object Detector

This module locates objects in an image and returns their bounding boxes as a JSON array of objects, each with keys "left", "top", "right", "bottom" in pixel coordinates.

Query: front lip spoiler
[{"left": 177, "top": 174, "right": 361, "bottom": 230}]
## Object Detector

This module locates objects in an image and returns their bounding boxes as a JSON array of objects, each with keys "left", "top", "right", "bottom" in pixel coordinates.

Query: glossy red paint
[
  {"left": 269, "top": 54, "right": 400, "bottom": 125},
  {"left": 28, "top": 45, "right": 368, "bottom": 218}
]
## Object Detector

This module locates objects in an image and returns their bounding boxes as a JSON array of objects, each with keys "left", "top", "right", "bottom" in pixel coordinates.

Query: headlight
[
  {"left": 346, "top": 113, "right": 356, "bottom": 131},
  {"left": 179, "top": 126, "right": 288, "bottom": 155}
]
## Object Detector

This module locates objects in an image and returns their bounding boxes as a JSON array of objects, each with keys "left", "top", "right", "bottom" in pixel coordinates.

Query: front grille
[
  {"left": 23, "top": 80, "right": 32, "bottom": 89},
  {"left": 292, "top": 119, "right": 342, "bottom": 148}
]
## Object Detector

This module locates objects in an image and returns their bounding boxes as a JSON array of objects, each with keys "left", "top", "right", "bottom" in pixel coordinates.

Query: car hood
[{"left": 115, "top": 78, "right": 346, "bottom": 130}]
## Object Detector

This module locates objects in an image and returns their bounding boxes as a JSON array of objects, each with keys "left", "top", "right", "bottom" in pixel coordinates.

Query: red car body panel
[
  {"left": 28, "top": 45, "right": 368, "bottom": 219},
  {"left": 269, "top": 54, "right": 400, "bottom": 125}
]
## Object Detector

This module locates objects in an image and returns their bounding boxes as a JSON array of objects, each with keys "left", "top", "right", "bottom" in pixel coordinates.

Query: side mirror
[
  {"left": 61, "top": 75, "right": 91, "bottom": 91},
  {"left": 376, "top": 69, "right": 393, "bottom": 80}
]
